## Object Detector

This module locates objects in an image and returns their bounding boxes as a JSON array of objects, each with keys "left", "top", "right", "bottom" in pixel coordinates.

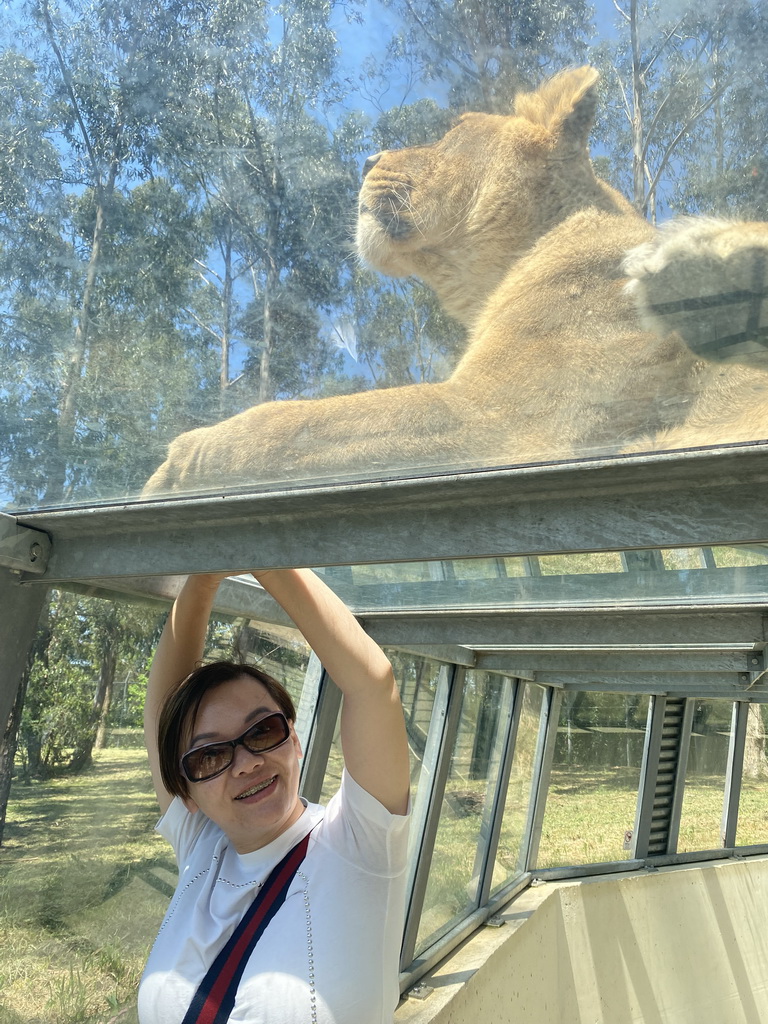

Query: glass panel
[
  {"left": 535, "top": 693, "right": 650, "bottom": 868},
  {"left": 318, "top": 651, "right": 449, "bottom": 833},
  {"left": 677, "top": 699, "right": 732, "bottom": 853},
  {"left": 0, "top": 593, "right": 316, "bottom": 1024},
  {"left": 490, "top": 683, "right": 547, "bottom": 893},
  {"left": 2, "top": 2, "right": 766, "bottom": 514},
  {"left": 317, "top": 546, "right": 768, "bottom": 615},
  {"left": 416, "top": 671, "right": 512, "bottom": 954},
  {"left": 232, "top": 619, "right": 310, "bottom": 707},
  {"left": 736, "top": 704, "right": 768, "bottom": 847}
]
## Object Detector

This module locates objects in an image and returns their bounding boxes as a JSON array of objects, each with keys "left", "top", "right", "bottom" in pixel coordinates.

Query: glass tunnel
[{"left": 1, "top": 0, "right": 768, "bottom": 1020}]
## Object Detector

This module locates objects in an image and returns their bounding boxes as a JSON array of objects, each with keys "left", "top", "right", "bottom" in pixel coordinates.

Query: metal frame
[
  {"left": 476, "top": 677, "right": 525, "bottom": 906},
  {"left": 524, "top": 687, "right": 563, "bottom": 870},
  {"left": 400, "top": 664, "right": 466, "bottom": 967},
  {"left": 721, "top": 701, "right": 749, "bottom": 848}
]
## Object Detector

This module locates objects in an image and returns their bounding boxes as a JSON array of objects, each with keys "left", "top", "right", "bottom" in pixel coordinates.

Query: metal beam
[
  {"left": 315, "top": 564, "right": 768, "bottom": 613},
  {"left": 16, "top": 446, "right": 768, "bottom": 583},
  {"left": 0, "top": 514, "right": 50, "bottom": 575},
  {"left": 361, "top": 609, "right": 768, "bottom": 649},
  {"left": 531, "top": 670, "right": 756, "bottom": 692},
  {"left": 476, "top": 649, "right": 763, "bottom": 675}
]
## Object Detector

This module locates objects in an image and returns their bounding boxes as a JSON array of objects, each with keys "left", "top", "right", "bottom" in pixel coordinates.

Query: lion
[{"left": 144, "top": 66, "right": 768, "bottom": 497}]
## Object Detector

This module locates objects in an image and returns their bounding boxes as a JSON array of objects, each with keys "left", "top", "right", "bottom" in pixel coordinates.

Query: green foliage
[
  {"left": 593, "top": 0, "right": 768, "bottom": 220},
  {"left": 19, "top": 592, "right": 160, "bottom": 776}
]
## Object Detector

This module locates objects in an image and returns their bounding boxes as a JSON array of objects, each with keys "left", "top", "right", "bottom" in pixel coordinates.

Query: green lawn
[{"left": 0, "top": 747, "right": 169, "bottom": 1024}]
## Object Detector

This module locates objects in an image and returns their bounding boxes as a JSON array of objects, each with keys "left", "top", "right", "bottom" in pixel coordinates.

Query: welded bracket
[{"left": 0, "top": 513, "right": 51, "bottom": 574}]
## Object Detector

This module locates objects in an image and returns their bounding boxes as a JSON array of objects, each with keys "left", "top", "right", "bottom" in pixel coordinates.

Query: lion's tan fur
[{"left": 144, "top": 67, "right": 768, "bottom": 497}]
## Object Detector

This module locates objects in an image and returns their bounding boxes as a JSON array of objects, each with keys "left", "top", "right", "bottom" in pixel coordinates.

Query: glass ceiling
[
  {"left": 1, "top": 0, "right": 767, "bottom": 515},
  {"left": 316, "top": 546, "right": 768, "bottom": 612}
]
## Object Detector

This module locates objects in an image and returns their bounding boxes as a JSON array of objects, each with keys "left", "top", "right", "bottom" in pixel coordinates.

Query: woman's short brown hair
[{"left": 157, "top": 661, "right": 297, "bottom": 800}]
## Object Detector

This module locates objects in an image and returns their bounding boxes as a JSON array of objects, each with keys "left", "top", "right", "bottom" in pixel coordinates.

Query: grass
[{"left": 0, "top": 746, "right": 171, "bottom": 1024}]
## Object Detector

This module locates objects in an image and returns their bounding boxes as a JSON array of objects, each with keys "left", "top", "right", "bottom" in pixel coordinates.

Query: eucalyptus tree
[
  {"left": 593, "top": 0, "right": 768, "bottom": 221},
  {"left": 162, "top": 0, "right": 360, "bottom": 412},
  {"left": 378, "top": 0, "right": 594, "bottom": 111}
]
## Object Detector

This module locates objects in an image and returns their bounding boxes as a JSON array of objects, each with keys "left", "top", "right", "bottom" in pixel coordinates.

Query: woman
[{"left": 138, "top": 569, "right": 411, "bottom": 1024}]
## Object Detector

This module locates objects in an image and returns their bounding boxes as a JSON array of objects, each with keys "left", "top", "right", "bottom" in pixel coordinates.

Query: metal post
[
  {"left": 721, "top": 701, "right": 749, "bottom": 848},
  {"left": 0, "top": 571, "right": 49, "bottom": 731},
  {"left": 525, "top": 687, "right": 563, "bottom": 870},
  {"left": 477, "top": 677, "right": 524, "bottom": 905},
  {"left": 632, "top": 696, "right": 667, "bottom": 859},
  {"left": 400, "top": 663, "right": 466, "bottom": 969},
  {"left": 299, "top": 664, "right": 342, "bottom": 805}
]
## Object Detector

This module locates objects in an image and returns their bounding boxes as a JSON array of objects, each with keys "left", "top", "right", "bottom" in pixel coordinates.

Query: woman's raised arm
[
  {"left": 144, "top": 573, "right": 227, "bottom": 813},
  {"left": 253, "top": 569, "right": 410, "bottom": 816}
]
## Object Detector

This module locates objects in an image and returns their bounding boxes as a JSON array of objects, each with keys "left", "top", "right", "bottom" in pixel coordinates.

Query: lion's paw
[{"left": 624, "top": 217, "right": 768, "bottom": 362}]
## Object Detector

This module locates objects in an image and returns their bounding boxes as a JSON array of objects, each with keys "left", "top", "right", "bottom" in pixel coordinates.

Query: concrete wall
[{"left": 398, "top": 856, "right": 768, "bottom": 1024}]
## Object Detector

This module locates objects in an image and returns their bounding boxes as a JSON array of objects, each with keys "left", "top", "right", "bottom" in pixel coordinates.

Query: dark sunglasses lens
[
  {"left": 242, "top": 713, "right": 289, "bottom": 753},
  {"left": 183, "top": 743, "right": 232, "bottom": 782}
]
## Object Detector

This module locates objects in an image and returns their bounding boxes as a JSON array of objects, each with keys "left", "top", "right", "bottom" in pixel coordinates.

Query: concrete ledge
[{"left": 397, "top": 854, "right": 768, "bottom": 1024}]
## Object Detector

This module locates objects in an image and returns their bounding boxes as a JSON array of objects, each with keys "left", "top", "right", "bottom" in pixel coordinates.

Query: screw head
[{"left": 29, "top": 542, "right": 42, "bottom": 563}]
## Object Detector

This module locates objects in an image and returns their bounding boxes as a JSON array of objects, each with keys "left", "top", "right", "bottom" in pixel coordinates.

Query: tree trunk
[
  {"left": 71, "top": 646, "right": 117, "bottom": 770},
  {"left": 629, "top": 0, "right": 647, "bottom": 213},
  {"left": 94, "top": 648, "right": 117, "bottom": 751},
  {"left": 220, "top": 235, "right": 233, "bottom": 412},
  {"left": 743, "top": 704, "right": 766, "bottom": 779},
  {"left": 259, "top": 251, "right": 279, "bottom": 405}
]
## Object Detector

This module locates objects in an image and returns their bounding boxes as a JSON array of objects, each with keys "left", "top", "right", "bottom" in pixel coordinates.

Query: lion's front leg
[{"left": 143, "top": 380, "right": 485, "bottom": 496}]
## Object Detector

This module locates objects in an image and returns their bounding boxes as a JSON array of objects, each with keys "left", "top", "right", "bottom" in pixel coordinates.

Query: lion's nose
[{"left": 362, "top": 153, "right": 382, "bottom": 178}]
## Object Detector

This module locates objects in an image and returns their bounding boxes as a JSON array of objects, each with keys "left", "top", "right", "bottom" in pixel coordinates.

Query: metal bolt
[
  {"left": 407, "top": 983, "right": 433, "bottom": 1002},
  {"left": 29, "top": 542, "right": 42, "bottom": 563}
]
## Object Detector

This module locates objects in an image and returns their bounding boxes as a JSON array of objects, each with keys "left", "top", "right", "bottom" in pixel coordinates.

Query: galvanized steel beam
[{"left": 15, "top": 447, "right": 768, "bottom": 583}]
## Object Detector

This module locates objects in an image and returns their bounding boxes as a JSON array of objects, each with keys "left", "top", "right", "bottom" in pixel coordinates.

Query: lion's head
[{"left": 356, "top": 66, "right": 630, "bottom": 326}]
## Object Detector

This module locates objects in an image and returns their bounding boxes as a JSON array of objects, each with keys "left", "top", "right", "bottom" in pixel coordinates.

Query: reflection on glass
[
  {"left": 736, "top": 704, "right": 768, "bottom": 847},
  {"left": 319, "top": 651, "right": 447, "bottom": 819},
  {"left": 237, "top": 619, "right": 310, "bottom": 708},
  {"left": 536, "top": 693, "right": 649, "bottom": 868},
  {"left": 2, "top": 2, "right": 766, "bottom": 514},
  {"left": 490, "top": 683, "right": 546, "bottom": 893},
  {"left": 416, "top": 672, "right": 512, "bottom": 955},
  {"left": 678, "top": 700, "right": 732, "bottom": 853}
]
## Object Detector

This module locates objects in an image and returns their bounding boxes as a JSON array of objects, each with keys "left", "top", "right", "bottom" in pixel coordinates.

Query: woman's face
[{"left": 181, "top": 675, "right": 304, "bottom": 853}]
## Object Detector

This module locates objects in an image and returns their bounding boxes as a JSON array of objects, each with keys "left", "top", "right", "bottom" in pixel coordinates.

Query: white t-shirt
[{"left": 138, "top": 770, "right": 410, "bottom": 1024}]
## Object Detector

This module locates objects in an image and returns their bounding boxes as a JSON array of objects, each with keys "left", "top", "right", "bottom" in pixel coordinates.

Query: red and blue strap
[{"left": 181, "top": 829, "right": 313, "bottom": 1024}]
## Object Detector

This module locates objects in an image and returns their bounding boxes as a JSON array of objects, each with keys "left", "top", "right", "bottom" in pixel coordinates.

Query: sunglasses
[{"left": 180, "top": 711, "right": 291, "bottom": 783}]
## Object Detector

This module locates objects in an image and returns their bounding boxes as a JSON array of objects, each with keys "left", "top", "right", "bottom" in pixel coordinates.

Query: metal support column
[
  {"left": 0, "top": 570, "right": 50, "bottom": 731},
  {"left": 721, "top": 701, "right": 749, "bottom": 848},
  {"left": 477, "top": 678, "right": 525, "bottom": 905},
  {"left": 400, "top": 664, "right": 466, "bottom": 969},
  {"left": 525, "top": 687, "right": 563, "bottom": 870}
]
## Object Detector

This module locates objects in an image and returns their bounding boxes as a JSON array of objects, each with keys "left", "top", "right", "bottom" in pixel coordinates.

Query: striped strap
[{"left": 181, "top": 829, "right": 313, "bottom": 1024}]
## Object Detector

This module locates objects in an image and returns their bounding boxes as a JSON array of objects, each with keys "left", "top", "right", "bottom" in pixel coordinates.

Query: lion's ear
[{"left": 514, "top": 66, "right": 599, "bottom": 149}]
